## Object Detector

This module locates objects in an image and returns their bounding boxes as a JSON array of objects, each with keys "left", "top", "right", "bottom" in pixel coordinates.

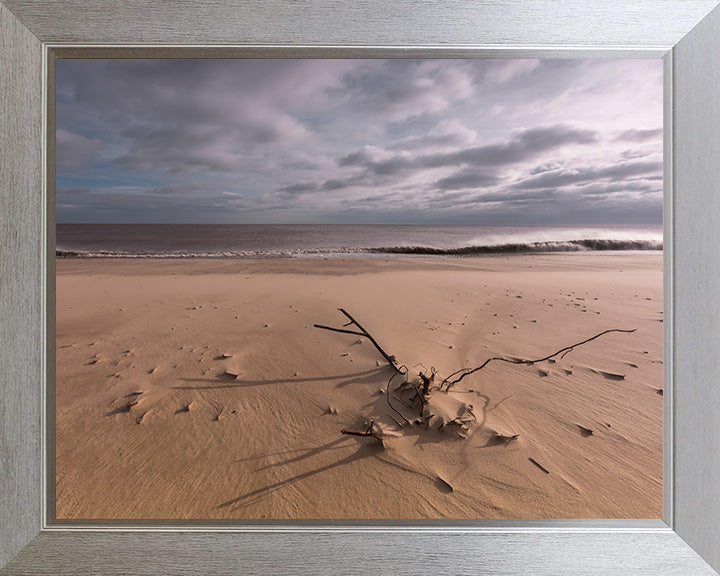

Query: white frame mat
[{"left": 1, "top": 1, "right": 719, "bottom": 574}]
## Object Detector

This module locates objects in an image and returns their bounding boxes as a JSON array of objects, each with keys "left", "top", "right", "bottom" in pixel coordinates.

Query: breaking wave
[
  {"left": 56, "top": 237, "right": 662, "bottom": 259},
  {"left": 369, "top": 238, "right": 663, "bottom": 255}
]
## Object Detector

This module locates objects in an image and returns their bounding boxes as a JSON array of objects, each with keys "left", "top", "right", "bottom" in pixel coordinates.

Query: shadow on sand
[
  {"left": 171, "top": 367, "right": 389, "bottom": 390},
  {"left": 217, "top": 437, "right": 381, "bottom": 512}
]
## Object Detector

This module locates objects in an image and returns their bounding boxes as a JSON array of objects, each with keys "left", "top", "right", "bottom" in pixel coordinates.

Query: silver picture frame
[{"left": 2, "top": 1, "right": 719, "bottom": 574}]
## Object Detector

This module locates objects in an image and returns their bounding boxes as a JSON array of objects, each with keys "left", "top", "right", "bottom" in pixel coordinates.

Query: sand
[{"left": 55, "top": 254, "right": 663, "bottom": 520}]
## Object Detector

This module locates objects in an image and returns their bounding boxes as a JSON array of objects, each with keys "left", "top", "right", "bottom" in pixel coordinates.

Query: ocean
[{"left": 56, "top": 224, "right": 663, "bottom": 259}]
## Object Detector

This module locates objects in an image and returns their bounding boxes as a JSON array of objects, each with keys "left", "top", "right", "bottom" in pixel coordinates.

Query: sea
[{"left": 56, "top": 224, "right": 663, "bottom": 259}]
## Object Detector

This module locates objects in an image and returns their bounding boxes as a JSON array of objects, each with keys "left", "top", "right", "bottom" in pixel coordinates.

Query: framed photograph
[
  {"left": 52, "top": 55, "right": 665, "bottom": 524},
  {"left": 2, "top": 1, "right": 719, "bottom": 574}
]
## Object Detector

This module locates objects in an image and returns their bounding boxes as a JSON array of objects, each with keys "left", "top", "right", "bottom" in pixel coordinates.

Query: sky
[{"left": 56, "top": 59, "right": 663, "bottom": 225}]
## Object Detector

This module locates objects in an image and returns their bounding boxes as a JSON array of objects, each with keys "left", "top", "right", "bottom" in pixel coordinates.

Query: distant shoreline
[
  {"left": 55, "top": 240, "right": 663, "bottom": 259},
  {"left": 55, "top": 223, "right": 663, "bottom": 259}
]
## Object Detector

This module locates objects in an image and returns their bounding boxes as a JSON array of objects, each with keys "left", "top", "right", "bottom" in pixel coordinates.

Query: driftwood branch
[
  {"left": 386, "top": 371, "right": 412, "bottom": 425},
  {"left": 313, "top": 308, "right": 637, "bottom": 440},
  {"left": 341, "top": 420, "right": 377, "bottom": 437},
  {"left": 419, "top": 370, "right": 433, "bottom": 395},
  {"left": 341, "top": 428, "right": 375, "bottom": 437},
  {"left": 442, "top": 328, "right": 637, "bottom": 391},
  {"left": 315, "top": 308, "right": 401, "bottom": 372}
]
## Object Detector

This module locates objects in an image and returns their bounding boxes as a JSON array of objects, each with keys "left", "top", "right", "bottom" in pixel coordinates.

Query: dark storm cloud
[
  {"left": 338, "top": 150, "right": 413, "bottom": 175},
  {"left": 278, "top": 182, "right": 319, "bottom": 195},
  {"left": 57, "top": 59, "right": 349, "bottom": 176},
  {"left": 322, "top": 178, "right": 352, "bottom": 191},
  {"left": 116, "top": 125, "right": 242, "bottom": 173},
  {"left": 423, "top": 125, "right": 598, "bottom": 169},
  {"left": 321, "top": 173, "right": 372, "bottom": 191},
  {"left": 56, "top": 130, "right": 101, "bottom": 169},
  {"left": 336, "top": 124, "right": 598, "bottom": 183},
  {"left": 435, "top": 169, "right": 500, "bottom": 191},
  {"left": 56, "top": 58, "right": 663, "bottom": 224},
  {"left": 615, "top": 128, "right": 663, "bottom": 142},
  {"left": 338, "top": 60, "right": 475, "bottom": 121}
]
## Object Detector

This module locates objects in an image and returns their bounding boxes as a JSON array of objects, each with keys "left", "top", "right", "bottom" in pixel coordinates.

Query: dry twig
[
  {"left": 314, "top": 309, "right": 637, "bottom": 439},
  {"left": 315, "top": 308, "right": 401, "bottom": 372},
  {"left": 441, "top": 328, "right": 637, "bottom": 391}
]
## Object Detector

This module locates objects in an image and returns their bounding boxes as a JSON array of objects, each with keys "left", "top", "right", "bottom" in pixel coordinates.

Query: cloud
[
  {"left": 56, "top": 59, "right": 663, "bottom": 225},
  {"left": 338, "top": 125, "right": 598, "bottom": 177},
  {"left": 322, "top": 177, "right": 355, "bottom": 191},
  {"left": 56, "top": 183, "right": 269, "bottom": 223},
  {"left": 277, "top": 182, "right": 319, "bottom": 195},
  {"left": 56, "top": 129, "right": 101, "bottom": 169},
  {"left": 484, "top": 59, "right": 540, "bottom": 84},
  {"left": 426, "top": 125, "right": 598, "bottom": 168},
  {"left": 615, "top": 128, "right": 663, "bottom": 142},
  {"left": 338, "top": 148, "right": 413, "bottom": 177},
  {"left": 116, "top": 125, "right": 244, "bottom": 173},
  {"left": 530, "top": 161, "right": 564, "bottom": 175},
  {"left": 435, "top": 169, "right": 500, "bottom": 190},
  {"left": 390, "top": 120, "right": 477, "bottom": 152},
  {"left": 578, "top": 180, "right": 660, "bottom": 196},
  {"left": 340, "top": 60, "right": 475, "bottom": 121},
  {"left": 57, "top": 59, "right": 353, "bottom": 176},
  {"left": 515, "top": 160, "right": 662, "bottom": 190}
]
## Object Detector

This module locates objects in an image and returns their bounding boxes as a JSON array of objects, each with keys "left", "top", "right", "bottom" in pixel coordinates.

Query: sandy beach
[{"left": 55, "top": 253, "right": 663, "bottom": 520}]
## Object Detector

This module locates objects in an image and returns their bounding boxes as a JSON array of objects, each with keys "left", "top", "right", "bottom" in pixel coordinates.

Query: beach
[{"left": 55, "top": 253, "right": 663, "bottom": 520}]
